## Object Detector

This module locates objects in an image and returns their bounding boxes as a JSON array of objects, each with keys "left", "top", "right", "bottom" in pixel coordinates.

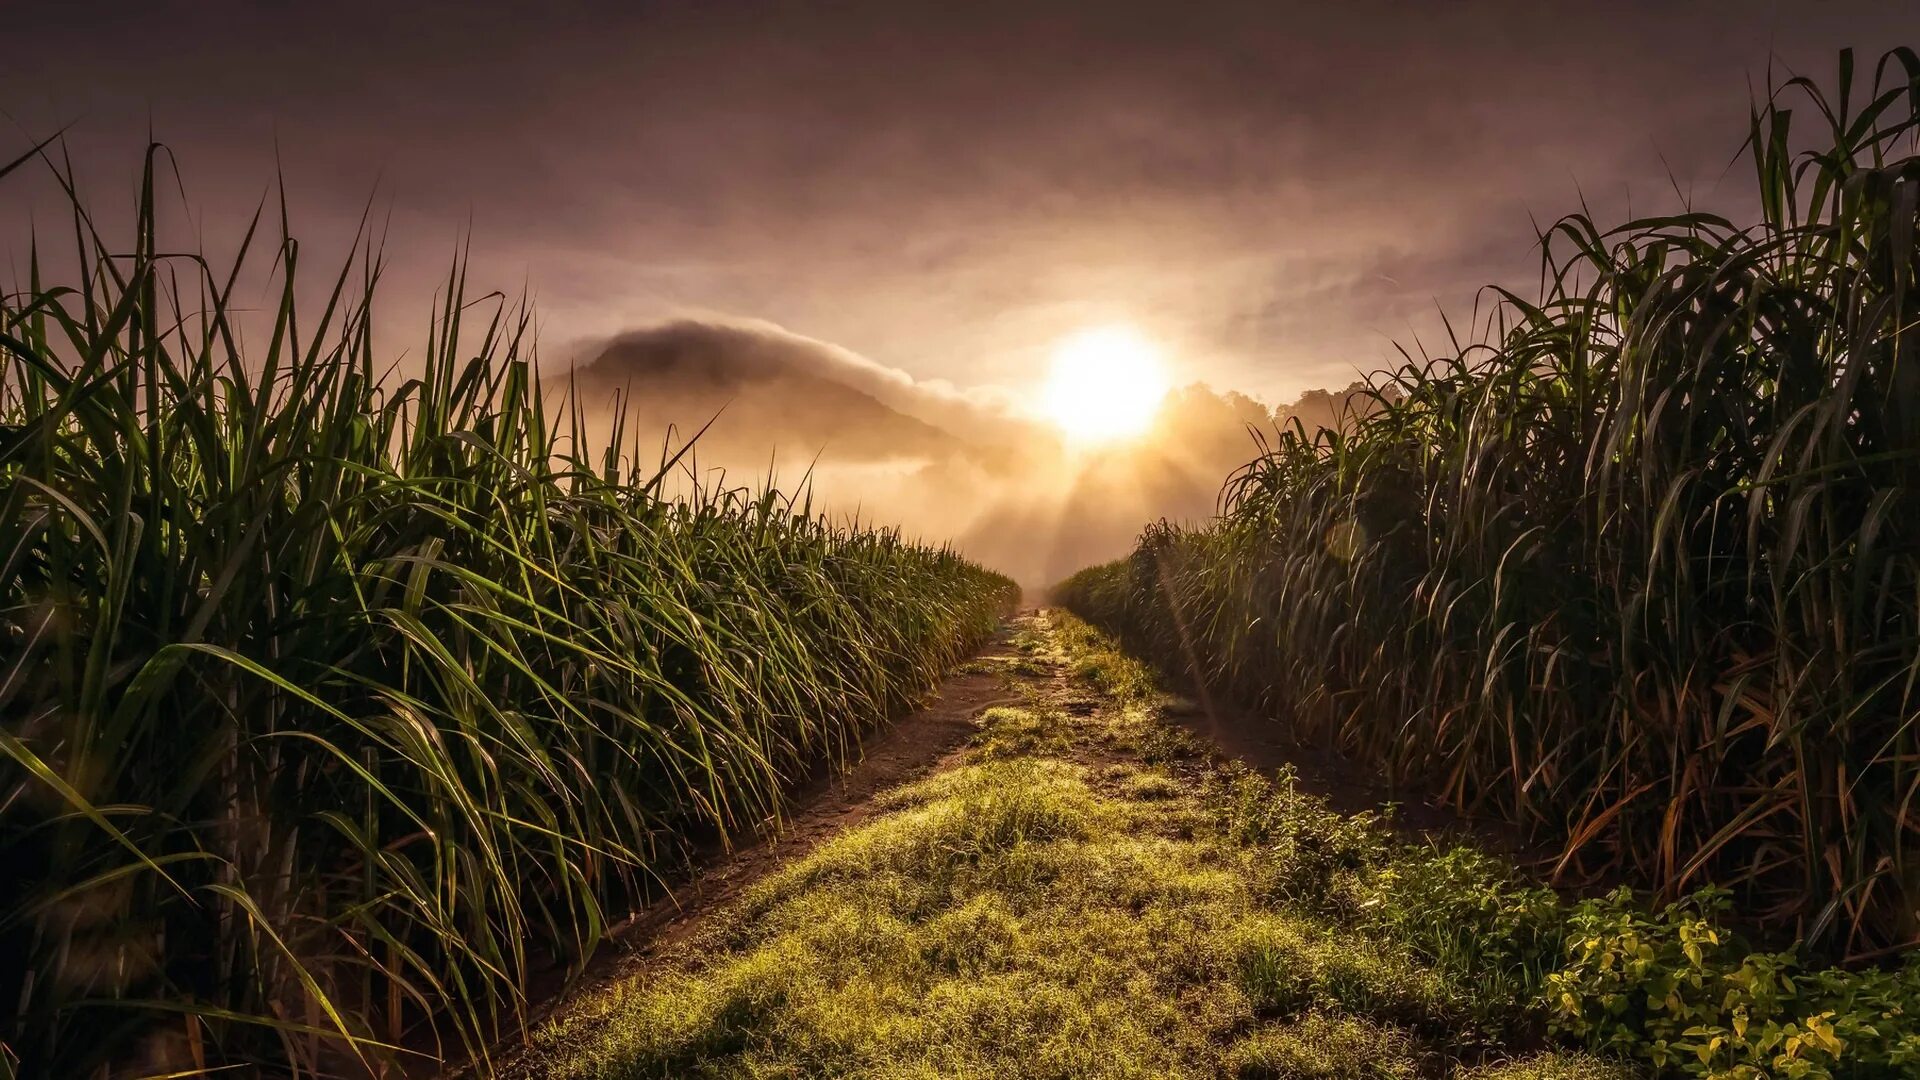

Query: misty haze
[{"left": 562, "top": 317, "right": 1380, "bottom": 584}]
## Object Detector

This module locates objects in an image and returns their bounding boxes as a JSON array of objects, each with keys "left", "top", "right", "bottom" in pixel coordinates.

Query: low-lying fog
[{"left": 560, "top": 319, "right": 1376, "bottom": 586}]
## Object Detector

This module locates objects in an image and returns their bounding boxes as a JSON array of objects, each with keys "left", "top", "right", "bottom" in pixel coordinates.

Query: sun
[{"left": 1041, "top": 325, "right": 1171, "bottom": 444}]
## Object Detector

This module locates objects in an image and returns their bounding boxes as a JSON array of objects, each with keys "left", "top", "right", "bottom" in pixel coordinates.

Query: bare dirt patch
[
  {"left": 460, "top": 628, "right": 1031, "bottom": 1075},
  {"left": 1158, "top": 679, "right": 1547, "bottom": 866}
]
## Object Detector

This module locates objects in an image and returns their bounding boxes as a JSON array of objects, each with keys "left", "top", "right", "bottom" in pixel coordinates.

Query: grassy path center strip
[{"left": 510, "top": 612, "right": 1620, "bottom": 1080}]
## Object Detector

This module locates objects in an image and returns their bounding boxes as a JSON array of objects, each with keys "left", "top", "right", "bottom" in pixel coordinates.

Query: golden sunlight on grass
[{"left": 1041, "top": 324, "right": 1171, "bottom": 444}]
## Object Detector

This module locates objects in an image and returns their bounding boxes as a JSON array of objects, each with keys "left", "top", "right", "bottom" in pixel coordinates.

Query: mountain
[
  {"left": 557, "top": 318, "right": 1371, "bottom": 585},
  {"left": 568, "top": 321, "right": 971, "bottom": 465}
]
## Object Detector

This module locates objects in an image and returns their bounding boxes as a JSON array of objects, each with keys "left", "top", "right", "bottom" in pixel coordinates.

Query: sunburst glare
[{"left": 1041, "top": 324, "right": 1171, "bottom": 444}]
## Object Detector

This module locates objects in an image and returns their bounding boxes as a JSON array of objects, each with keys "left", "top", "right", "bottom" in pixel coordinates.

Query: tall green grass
[
  {"left": 1058, "top": 49, "right": 1920, "bottom": 959},
  {"left": 0, "top": 149, "right": 1015, "bottom": 1077}
]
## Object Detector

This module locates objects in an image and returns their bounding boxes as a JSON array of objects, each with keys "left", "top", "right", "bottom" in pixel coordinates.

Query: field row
[
  {"left": 0, "top": 159, "right": 1016, "bottom": 1077},
  {"left": 1058, "top": 53, "right": 1920, "bottom": 958}
]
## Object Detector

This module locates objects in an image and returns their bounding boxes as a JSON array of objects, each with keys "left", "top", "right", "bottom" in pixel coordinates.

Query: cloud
[
  {"left": 549, "top": 317, "right": 1381, "bottom": 586},
  {"left": 19, "top": 1, "right": 1909, "bottom": 579},
  {"left": 564, "top": 319, "right": 1043, "bottom": 463}
]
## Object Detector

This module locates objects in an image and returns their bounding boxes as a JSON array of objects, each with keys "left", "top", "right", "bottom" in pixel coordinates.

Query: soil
[
  {"left": 447, "top": 625, "right": 1028, "bottom": 1076},
  {"left": 582, "top": 639, "right": 1028, "bottom": 969},
  {"left": 1154, "top": 672, "right": 1559, "bottom": 874},
  {"left": 461, "top": 611, "right": 1547, "bottom": 1077}
]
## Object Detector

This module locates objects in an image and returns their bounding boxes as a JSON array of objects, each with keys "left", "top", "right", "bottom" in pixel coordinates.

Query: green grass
[
  {"left": 510, "top": 613, "right": 1634, "bottom": 1080},
  {"left": 517, "top": 612, "right": 1920, "bottom": 1078},
  {"left": 1056, "top": 48, "right": 1920, "bottom": 958},
  {"left": 1226, "top": 1012, "right": 1421, "bottom": 1080},
  {"left": 0, "top": 148, "right": 1016, "bottom": 1076}
]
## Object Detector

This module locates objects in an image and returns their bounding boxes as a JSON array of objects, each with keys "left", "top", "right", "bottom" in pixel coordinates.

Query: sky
[
  {"left": 7, "top": 1, "right": 1918, "bottom": 405},
  {"left": 4, "top": 2, "right": 1918, "bottom": 581}
]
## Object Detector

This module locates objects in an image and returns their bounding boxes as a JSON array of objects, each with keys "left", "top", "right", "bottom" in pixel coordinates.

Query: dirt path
[
  {"left": 581, "top": 634, "right": 1030, "bottom": 971},
  {"left": 1157, "top": 687, "right": 1539, "bottom": 858},
  {"left": 488, "top": 611, "right": 1610, "bottom": 1080},
  {"left": 498, "top": 612, "right": 1471, "bottom": 1049},
  {"left": 459, "top": 624, "right": 1030, "bottom": 1072}
]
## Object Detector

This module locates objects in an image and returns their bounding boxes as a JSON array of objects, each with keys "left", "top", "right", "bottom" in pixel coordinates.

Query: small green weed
[{"left": 1227, "top": 1011, "right": 1421, "bottom": 1079}]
